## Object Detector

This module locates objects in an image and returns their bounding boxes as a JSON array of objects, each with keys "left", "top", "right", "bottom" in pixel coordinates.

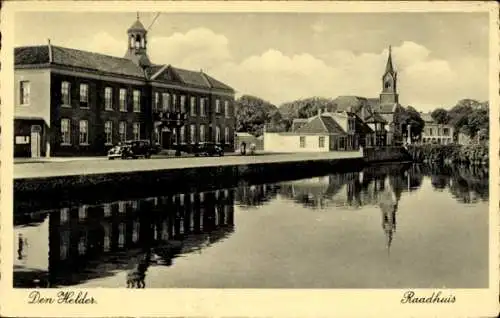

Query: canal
[{"left": 13, "top": 163, "right": 489, "bottom": 289}]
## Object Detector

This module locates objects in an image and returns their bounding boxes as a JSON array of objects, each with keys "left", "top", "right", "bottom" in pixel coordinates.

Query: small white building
[{"left": 264, "top": 110, "right": 374, "bottom": 153}]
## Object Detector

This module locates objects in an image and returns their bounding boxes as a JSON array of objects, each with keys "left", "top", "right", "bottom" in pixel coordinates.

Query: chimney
[{"left": 47, "top": 38, "right": 53, "bottom": 63}]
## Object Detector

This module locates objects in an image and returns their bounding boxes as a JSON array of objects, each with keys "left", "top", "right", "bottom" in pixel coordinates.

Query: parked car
[
  {"left": 108, "top": 140, "right": 156, "bottom": 160},
  {"left": 193, "top": 142, "right": 224, "bottom": 157}
]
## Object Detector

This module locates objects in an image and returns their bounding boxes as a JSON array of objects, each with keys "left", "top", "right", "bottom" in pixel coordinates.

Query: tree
[
  {"left": 279, "top": 97, "right": 336, "bottom": 122},
  {"left": 431, "top": 108, "right": 450, "bottom": 124},
  {"left": 447, "top": 99, "right": 489, "bottom": 139},
  {"left": 396, "top": 106, "right": 425, "bottom": 140},
  {"left": 235, "top": 95, "right": 278, "bottom": 136}
]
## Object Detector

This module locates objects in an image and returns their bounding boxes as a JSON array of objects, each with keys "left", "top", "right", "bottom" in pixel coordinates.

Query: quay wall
[
  {"left": 15, "top": 156, "right": 365, "bottom": 209},
  {"left": 14, "top": 147, "right": 412, "bottom": 210},
  {"left": 362, "top": 146, "right": 412, "bottom": 163}
]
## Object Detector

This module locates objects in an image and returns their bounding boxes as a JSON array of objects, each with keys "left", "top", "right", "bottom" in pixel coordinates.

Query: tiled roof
[
  {"left": 295, "top": 115, "right": 345, "bottom": 135},
  {"left": 334, "top": 96, "right": 366, "bottom": 113},
  {"left": 320, "top": 115, "right": 346, "bottom": 134},
  {"left": 377, "top": 103, "right": 398, "bottom": 113},
  {"left": 15, "top": 45, "right": 235, "bottom": 91},
  {"left": 15, "top": 45, "right": 146, "bottom": 78},
  {"left": 128, "top": 19, "right": 146, "bottom": 32}
]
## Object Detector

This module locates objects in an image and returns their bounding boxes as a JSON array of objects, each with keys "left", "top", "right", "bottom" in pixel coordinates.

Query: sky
[{"left": 14, "top": 12, "right": 490, "bottom": 111}]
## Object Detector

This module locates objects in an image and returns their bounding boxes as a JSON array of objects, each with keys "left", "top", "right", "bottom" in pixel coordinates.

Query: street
[{"left": 14, "top": 151, "right": 363, "bottom": 179}]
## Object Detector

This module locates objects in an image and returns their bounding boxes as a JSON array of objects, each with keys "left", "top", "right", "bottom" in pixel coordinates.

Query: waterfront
[{"left": 13, "top": 163, "right": 489, "bottom": 289}]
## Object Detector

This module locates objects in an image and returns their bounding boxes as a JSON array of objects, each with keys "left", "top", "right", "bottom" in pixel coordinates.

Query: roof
[
  {"left": 420, "top": 112, "right": 434, "bottom": 122},
  {"left": 16, "top": 45, "right": 147, "bottom": 78},
  {"left": 385, "top": 46, "right": 395, "bottom": 74},
  {"left": 15, "top": 45, "right": 234, "bottom": 91},
  {"left": 334, "top": 96, "right": 367, "bottom": 113},
  {"left": 128, "top": 19, "right": 147, "bottom": 33},
  {"left": 364, "top": 112, "right": 387, "bottom": 124},
  {"left": 294, "top": 115, "right": 345, "bottom": 135}
]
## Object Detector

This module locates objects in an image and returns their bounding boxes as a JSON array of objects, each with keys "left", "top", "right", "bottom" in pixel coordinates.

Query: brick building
[{"left": 14, "top": 17, "right": 236, "bottom": 157}]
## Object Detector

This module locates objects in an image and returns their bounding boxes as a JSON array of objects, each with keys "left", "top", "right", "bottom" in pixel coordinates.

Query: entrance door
[
  {"left": 30, "top": 125, "right": 42, "bottom": 158},
  {"left": 161, "top": 129, "right": 171, "bottom": 149}
]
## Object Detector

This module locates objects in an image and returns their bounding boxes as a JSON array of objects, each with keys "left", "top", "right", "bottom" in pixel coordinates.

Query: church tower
[
  {"left": 379, "top": 46, "right": 399, "bottom": 105},
  {"left": 124, "top": 14, "right": 151, "bottom": 68}
]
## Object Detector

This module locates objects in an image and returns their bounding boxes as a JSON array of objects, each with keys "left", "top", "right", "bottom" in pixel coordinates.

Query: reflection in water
[
  {"left": 14, "top": 163, "right": 488, "bottom": 288},
  {"left": 14, "top": 190, "right": 235, "bottom": 288}
]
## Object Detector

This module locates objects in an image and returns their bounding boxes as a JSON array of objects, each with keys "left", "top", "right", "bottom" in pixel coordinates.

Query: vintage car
[
  {"left": 108, "top": 140, "right": 159, "bottom": 159},
  {"left": 192, "top": 142, "right": 224, "bottom": 157}
]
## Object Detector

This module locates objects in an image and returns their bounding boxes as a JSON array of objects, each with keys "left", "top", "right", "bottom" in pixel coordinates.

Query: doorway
[{"left": 30, "top": 125, "right": 42, "bottom": 158}]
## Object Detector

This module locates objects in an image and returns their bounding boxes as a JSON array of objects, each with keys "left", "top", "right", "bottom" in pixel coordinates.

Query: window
[
  {"left": 172, "top": 94, "right": 177, "bottom": 111},
  {"left": 133, "top": 122, "right": 140, "bottom": 140},
  {"left": 319, "top": 136, "right": 325, "bottom": 148},
  {"left": 300, "top": 136, "right": 306, "bottom": 148},
  {"left": 104, "top": 87, "right": 113, "bottom": 110},
  {"left": 119, "top": 121, "right": 127, "bottom": 142},
  {"left": 133, "top": 90, "right": 141, "bottom": 112},
  {"left": 154, "top": 127, "right": 160, "bottom": 144},
  {"left": 443, "top": 128, "right": 450, "bottom": 136},
  {"left": 224, "top": 127, "right": 229, "bottom": 144},
  {"left": 20, "top": 81, "right": 30, "bottom": 105},
  {"left": 224, "top": 101, "right": 229, "bottom": 118},
  {"left": 154, "top": 92, "right": 160, "bottom": 112},
  {"left": 162, "top": 93, "right": 170, "bottom": 112},
  {"left": 78, "top": 205, "right": 87, "bottom": 220},
  {"left": 190, "top": 124, "right": 196, "bottom": 144},
  {"left": 60, "top": 208, "right": 69, "bottom": 224},
  {"left": 105, "top": 121, "right": 113, "bottom": 145},
  {"left": 215, "top": 99, "right": 221, "bottom": 113},
  {"left": 215, "top": 126, "right": 221, "bottom": 144},
  {"left": 119, "top": 88, "right": 127, "bottom": 112},
  {"left": 61, "top": 118, "right": 71, "bottom": 144},
  {"left": 199, "top": 124, "right": 206, "bottom": 142},
  {"left": 200, "top": 98, "right": 206, "bottom": 117},
  {"left": 190, "top": 96, "right": 196, "bottom": 116},
  {"left": 429, "top": 128, "right": 433, "bottom": 136},
  {"left": 180, "top": 126, "right": 186, "bottom": 143},
  {"left": 80, "top": 83, "right": 89, "bottom": 105},
  {"left": 180, "top": 95, "right": 186, "bottom": 113},
  {"left": 79, "top": 120, "right": 88, "bottom": 144},
  {"left": 61, "top": 81, "right": 71, "bottom": 105}
]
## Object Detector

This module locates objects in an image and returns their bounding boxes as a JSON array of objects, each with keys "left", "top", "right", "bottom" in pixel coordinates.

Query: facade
[
  {"left": 263, "top": 109, "right": 374, "bottom": 153},
  {"left": 419, "top": 112, "right": 454, "bottom": 144},
  {"left": 14, "top": 17, "right": 236, "bottom": 157}
]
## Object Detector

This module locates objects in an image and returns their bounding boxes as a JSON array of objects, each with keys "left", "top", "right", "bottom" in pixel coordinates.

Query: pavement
[{"left": 14, "top": 151, "right": 363, "bottom": 179}]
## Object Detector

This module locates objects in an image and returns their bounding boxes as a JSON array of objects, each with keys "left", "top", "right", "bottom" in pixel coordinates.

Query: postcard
[{"left": 1, "top": 1, "right": 498, "bottom": 317}]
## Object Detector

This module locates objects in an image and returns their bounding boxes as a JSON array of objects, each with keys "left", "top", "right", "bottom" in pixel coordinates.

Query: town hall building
[{"left": 14, "top": 17, "right": 236, "bottom": 158}]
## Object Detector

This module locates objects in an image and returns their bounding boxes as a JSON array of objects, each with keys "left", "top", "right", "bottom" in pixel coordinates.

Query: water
[{"left": 13, "top": 163, "right": 489, "bottom": 289}]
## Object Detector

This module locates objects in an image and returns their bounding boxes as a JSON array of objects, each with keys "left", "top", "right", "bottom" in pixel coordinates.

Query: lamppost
[{"left": 407, "top": 124, "right": 412, "bottom": 145}]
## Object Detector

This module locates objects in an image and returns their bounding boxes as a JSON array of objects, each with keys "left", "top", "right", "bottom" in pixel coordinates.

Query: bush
[{"left": 407, "top": 144, "right": 488, "bottom": 165}]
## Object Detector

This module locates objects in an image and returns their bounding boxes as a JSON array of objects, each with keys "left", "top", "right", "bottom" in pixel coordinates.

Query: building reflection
[
  {"left": 14, "top": 189, "right": 235, "bottom": 288},
  {"left": 14, "top": 163, "right": 489, "bottom": 288}
]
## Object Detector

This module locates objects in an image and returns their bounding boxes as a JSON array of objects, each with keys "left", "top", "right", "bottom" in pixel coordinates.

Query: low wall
[
  {"left": 362, "top": 146, "right": 412, "bottom": 163},
  {"left": 14, "top": 157, "right": 365, "bottom": 212}
]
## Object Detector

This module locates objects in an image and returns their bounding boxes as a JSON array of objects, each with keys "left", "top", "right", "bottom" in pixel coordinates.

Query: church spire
[
  {"left": 379, "top": 45, "right": 399, "bottom": 105},
  {"left": 385, "top": 45, "right": 395, "bottom": 74}
]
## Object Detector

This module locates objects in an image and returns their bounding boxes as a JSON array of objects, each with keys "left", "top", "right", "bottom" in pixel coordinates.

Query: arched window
[
  {"left": 135, "top": 35, "right": 141, "bottom": 49},
  {"left": 385, "top": 81, "right": 391, "bottom": 89}
]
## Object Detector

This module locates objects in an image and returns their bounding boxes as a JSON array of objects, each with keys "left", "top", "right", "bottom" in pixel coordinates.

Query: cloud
[{"left": 61, "top": 29, "right": 488, "bottom": 111}]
